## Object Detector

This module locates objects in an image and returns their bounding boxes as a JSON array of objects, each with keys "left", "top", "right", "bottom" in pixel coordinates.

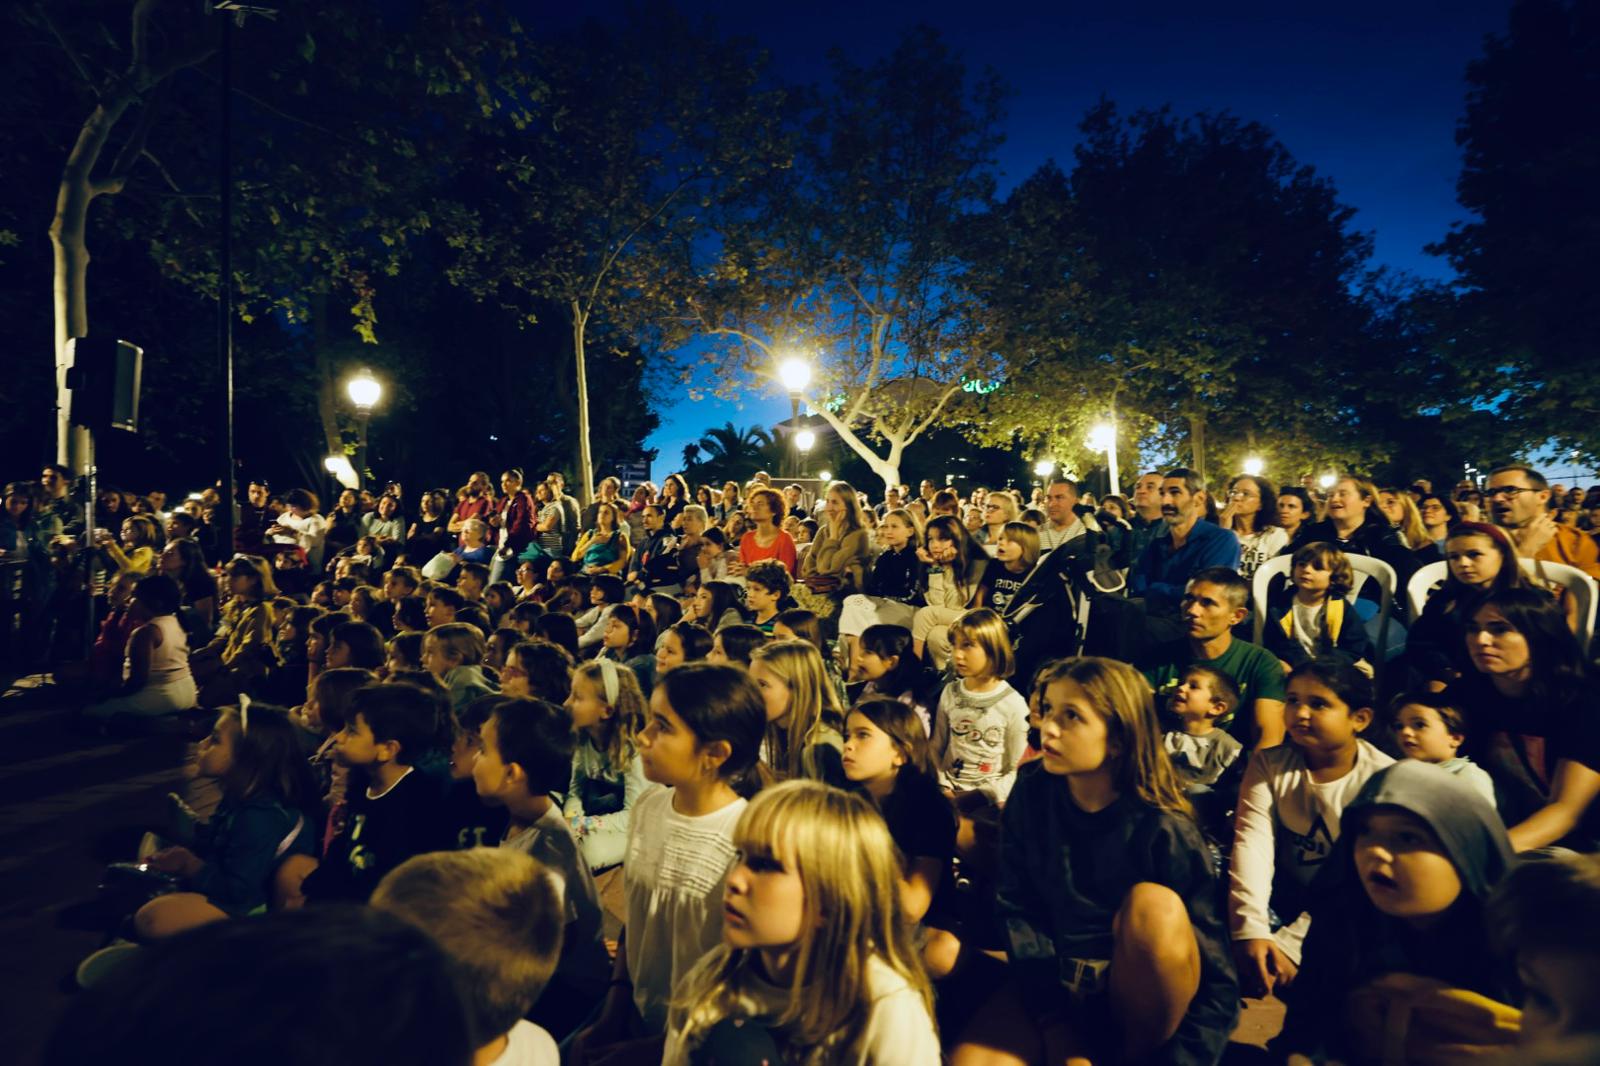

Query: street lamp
[
  {"left": 1242, "top": 456, "right": 1264, "bottom": 478},
  {"left": 324, "top": 454, "right": 358, "bottom": 490},
  {"left": 1086, "top": 421, "right": 1119, "bottom": 497},
  {"left": 818, "top": 470, "right": 832, "bottom": 483},
  {"left": 1033, "top": 459, "right": 1056, "bottom": 480},
  {"left": 777, "top": 354, "right": 812, "bottom": 478},
  {"left": 1318, "top": 473, "right": 1338, "bottom": 490},
  {"left": 346, "top": 368, "right": 382, "bottom": 489},
  {"left": 795, "top": 429, "right": 816, "bottom": 454}
]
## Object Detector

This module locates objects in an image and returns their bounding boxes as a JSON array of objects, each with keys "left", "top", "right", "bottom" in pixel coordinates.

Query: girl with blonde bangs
[
  {"left": 664, "top": 780, "right": 941, "bottom": 1065},
  {"left": 952, "top": 656, "right": 1238, "bottom": 1066},
  {"left": 748, "top": 640, "right": 847, "bottom": 787}
]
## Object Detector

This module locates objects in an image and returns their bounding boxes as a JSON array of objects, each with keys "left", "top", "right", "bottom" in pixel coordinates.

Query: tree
[
  {"left": 1431, "top": 0, "right": 1600, "bottom": 459},
  {"left": 32, "top": 0, "right": 215, "bottom": 470},
  {"left": 682, "top": 27, "right": 1007, "bottom": 492},
  {"left": 979, "top": 104, "right": 1377, "bottom": 483},
  {"left": 438, "top": 10, "right": 785, "bottom": 503},
  {"left": 689, "top": 422, "right": 775, "bottom": 484}
]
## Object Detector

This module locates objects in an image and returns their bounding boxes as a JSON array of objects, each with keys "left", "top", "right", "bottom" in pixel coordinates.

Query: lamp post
[
  {"left": 1087, "top": 421, "right": 1119, "bottom": 498},
  {"left": 778, "top": 355, "right": 812, "bottom": 479},
  {"left": 346, "top": 368, "right": 382, "bottom": 490},
  {"left": 1242, "top": 457, "right": 1264, "bottom": 478},
  {"left": 795, "top": 429, "right": 816, "bottom": 476}
]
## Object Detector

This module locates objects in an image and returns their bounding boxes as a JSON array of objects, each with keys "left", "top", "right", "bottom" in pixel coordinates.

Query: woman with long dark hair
[
  {"left": 1447, "top": 586, "right": 1600, "bottom": 851},
  {"left": 1221, "top": 474, "right": 1287, "bottom": 579}
]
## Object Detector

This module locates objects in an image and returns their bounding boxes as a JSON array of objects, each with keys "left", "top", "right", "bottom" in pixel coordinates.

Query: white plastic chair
[
  {"left": 1252, "top": 554, "right": 1397, "bottom": 686},
  {"left": 1412, "top": 558, "right": 1597, "bottom": 652}
]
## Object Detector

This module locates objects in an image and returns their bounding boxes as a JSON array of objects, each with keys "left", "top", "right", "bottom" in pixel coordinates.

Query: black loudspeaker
[{"left": 66, "top": 336, "right": 143, "bottom": 432}]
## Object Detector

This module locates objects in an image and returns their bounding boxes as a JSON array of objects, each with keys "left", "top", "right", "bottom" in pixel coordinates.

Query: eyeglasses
[{"left": 1485, "top": 487, "right": 1534, "bottom": 500}]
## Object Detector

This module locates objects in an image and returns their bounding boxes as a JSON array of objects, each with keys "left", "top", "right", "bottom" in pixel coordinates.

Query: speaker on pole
[{"left": 65, "top": 337, "right": 143, "bottom": 433}]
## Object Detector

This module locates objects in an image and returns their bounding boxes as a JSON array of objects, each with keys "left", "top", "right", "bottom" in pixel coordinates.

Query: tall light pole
[
  {"left": 1087, "top": 421, "right": 1119, "bottom": 497},
  {"left": 346, "top": 368, "right": 381, "bottom": 490},
  {"left": 778, "top": 355, "right": 812, "bottom": 479}
]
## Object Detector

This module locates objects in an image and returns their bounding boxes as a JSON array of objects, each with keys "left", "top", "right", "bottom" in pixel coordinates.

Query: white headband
[{"left": 597, "top": 657, "right": 620, "bottom": 706}]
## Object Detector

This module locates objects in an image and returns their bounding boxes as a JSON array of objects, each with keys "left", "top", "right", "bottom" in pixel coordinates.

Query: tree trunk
[
  {"left": 809, "top": 405, "right": 900, "bottom": 492},
  {"left": 571, "top": 302, "right": 595, "bottom": 505},
  {"left": 1189, "top": 411, "right": 1208, "bottom": 486},
  {"left": 51, "top": 94, "right": 138, "bottom": 471},
  {"left": 312, "top": 293, "right": 345, "bottom": 460}
]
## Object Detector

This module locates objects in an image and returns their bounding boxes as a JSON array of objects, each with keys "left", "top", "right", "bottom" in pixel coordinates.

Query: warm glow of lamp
[
  {"left": 346, "top": 368, "right": 381, "bottom": 411},
  {"left": 1319, "top": 473, "right": 1338, "bottom": 490},
  {"left": 777, "top": 355, "right": 812, "bottom": 395},
  {"left": 818, "top": 470, "right": 832, "bottom": 482},
  {"left": 1086, "top": 422, "right": 1115, "bottom": 454},
  {"left": 324, "top": 454, "right": 359, "bottom": 489},
  {"left": 1242, "top": 457, "right": 1264, "bottom": 477},
  {"left": 795, "top": 429, "right": 816, "bottom": 452},
  {"left": 1033, "top": 459, "right": 1056, "bottom": 479}
]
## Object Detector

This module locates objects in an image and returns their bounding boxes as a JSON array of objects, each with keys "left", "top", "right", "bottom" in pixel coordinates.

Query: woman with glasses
[
  {"left": 1219, "top": 474, "right": 1287, "bottom": 580},
  {"left": 1413, "top": 493, "right": 1459, "bottom": 561},
  {"left": 973, "top": 492, "right": 1020, "bottom": 554}
]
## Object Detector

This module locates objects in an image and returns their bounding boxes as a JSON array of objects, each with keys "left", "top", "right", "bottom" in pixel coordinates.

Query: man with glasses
[{"left": 1488, "top": 465, "right": 1600, "bottom": 579}]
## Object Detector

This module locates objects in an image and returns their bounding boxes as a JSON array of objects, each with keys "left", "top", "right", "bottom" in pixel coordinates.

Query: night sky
[{"left": 552, "top": 0, "right": 1519, "bottom": 476}]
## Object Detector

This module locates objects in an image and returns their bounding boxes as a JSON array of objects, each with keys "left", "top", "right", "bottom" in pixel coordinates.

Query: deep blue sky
[{"left": 594, "top": 0, "right": 1518, "bottom": 475}]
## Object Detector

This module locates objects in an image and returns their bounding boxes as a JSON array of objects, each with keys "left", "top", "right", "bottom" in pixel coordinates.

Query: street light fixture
[
  {"left": 1086, "top": 421, "right": 1119, "bottom": 497},
  {"left": 1318, "top": 473, "right": 1338, "bottom": 490},
  {"left": 777, "top": 353, "right": 812, "bottom": 478},
  {"left": 795, "top": 429, "right": 816, "bottom": 454},
  {"left": 346, "top": 368, "right": 382, "bottom": 489},
  {"left": 1033, "top": 459, "right": 1056, "bottom": 479},
  {"left": 1242, "top": 457, "right": 1264, "bottom": 478},
  {"left": 818, "top": 470, "right": 832, "bottom": 483}
]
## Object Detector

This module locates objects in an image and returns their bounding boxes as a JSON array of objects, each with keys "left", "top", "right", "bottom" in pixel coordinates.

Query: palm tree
[{"left": 694, "top": 423, "right": 775, "bottom": 483}]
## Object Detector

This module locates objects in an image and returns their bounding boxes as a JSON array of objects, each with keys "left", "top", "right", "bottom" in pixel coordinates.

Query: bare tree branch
[{"left": 35, "top": 4, "right": 101, "bottom": 93}]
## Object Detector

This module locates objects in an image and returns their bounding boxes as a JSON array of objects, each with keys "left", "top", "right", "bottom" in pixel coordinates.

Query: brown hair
[
  {"left": 847, "top": 696, "right": 936, "bottom": 778},
  {"left": 949, "top": 607, "right": 1014, "bottom": 680},
  {"left": 1387, "top": 689, "right": 1467, "bottom": 736},
  {"left": 1291, "top": 541, "right": 1355, "bottom": 599}
]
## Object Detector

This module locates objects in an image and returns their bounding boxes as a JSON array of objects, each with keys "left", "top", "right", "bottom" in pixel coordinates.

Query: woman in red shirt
[{"left": 735, "top": 485, "right": 798, "bottom": 575}]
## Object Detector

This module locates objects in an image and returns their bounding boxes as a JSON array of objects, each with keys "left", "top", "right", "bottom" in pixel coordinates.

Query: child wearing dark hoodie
[
  {"left": 421, "top": 622, "right": 498, "bottom": 714},
  {"left": 1276, "top": 760, "right": 1519, "bottom": 1062}
]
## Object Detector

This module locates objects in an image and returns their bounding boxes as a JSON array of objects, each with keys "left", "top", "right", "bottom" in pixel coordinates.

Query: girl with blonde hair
[
  {"left": 748, "top": 639, "right": 847, "bottom": 787},
  {"left": 951, "top": 657, "right": 1238, "bottom": 1066},
  {"left": 664, "top": 780, "right": 940, "bottom": 1065},
  {"left": 565, "top": 657, "right": 650, "bottom": 872}
]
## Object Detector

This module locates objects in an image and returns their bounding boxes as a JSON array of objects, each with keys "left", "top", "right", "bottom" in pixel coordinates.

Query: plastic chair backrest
[
  {"left": 1252, "top": 553, "right": 1397, "bottom": 685},
  {"left": 1408, "top": 557, "right": 1596, "bottom": 653}
]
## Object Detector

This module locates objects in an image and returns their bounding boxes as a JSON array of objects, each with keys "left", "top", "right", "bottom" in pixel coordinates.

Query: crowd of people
[{"left": 12, "top": 459, "right": 1600, "bottom": 1065}]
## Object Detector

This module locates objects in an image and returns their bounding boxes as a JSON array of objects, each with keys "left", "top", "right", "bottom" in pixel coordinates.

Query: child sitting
[
  {"left": 487, "top": 627, "right": 519, "bottom": 673},
  {"left": 1229, "top": 657, "right": 1395, "bottom": 998},
  {"left": 664, "top": 781, "right": 941, "bottom": 1065},
  {"left": 425, "top": 586, "right": 464, "bottom": 628},
  {"left": 980, "top": 520, "right": 1038, "bottom": 615},
  {"left": 564, "top": 658, "right": 650, "bottom": 872},
  {"left": 654, "top": 621, "right": 713, "bottom": 676},
  {"left": 1263, "top": 541, "right": 1372, "bottom": 671},
  {"left": 189, "top": 555, "right": 278, "bottom": 707},
  {"left": 456, "top": 561, "right": 489, "bottom": 602},
  {"left": 501, "top": 639, "right": 575, "bottom": 703},
  {"left": 951, "top": 657, "right": 1238, "bottom": 1065},
  {"left": 83, "top": 575, "right": 198, "bottom": 721},
  {"left": 842, "top": 696, "right": 958, "bottom": 972},
  {"left": 1278, "top": 761, "right": 1518, "bottom": 1061},
  {"left": 749, "top": 638, "right": 848, "bottom": 786},
  {"left": 372, "top": 848, "right": 563, "bottom": 1066},
  {"left": 572, "top": 663, "right": 767, "bottom": 1055},
  {"left": 288, "top": 683, "right": 448, "bottom": 906},
  {"left": 125, "top": 702, "right": 319, "bottom": 938},
  {"left": 1388, "top": 690, "right": 1496, "bottom": 805},
  {"left": 852, "top": 623, "right": 937, "bottom": 734},
  {"left": 707, "top": 623, "right": 769, "bottom": 668},
  {"left": 443, "top": 695, "right": 510, "bottom": 849},
  {"left": 1162, "top": 665, "right": 1245, "bottom": 790},
  {"left": 422, "top": 622, "right": 499, "bottom": 713},
  {"left": 383, "top": 632, "right": 424, "bottom": 677},
  {"left": 1488, "top": 851, "right": 1600, "bottom": 1044},
  {"left": 932, "top": 608, "right": 1029, "bottom": 808},
  {"left": 473, "top": 697, "right": 610, "bottom": 1038},
  {"left": 743, "top": 559, "right": 793, "bottom": 634}
]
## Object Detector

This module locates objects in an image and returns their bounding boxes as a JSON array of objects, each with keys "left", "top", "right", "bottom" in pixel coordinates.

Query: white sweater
[
  {"left": 1229, "top": 740, "right": 1394, "bottom": 953},
  {"left": 932, "top": 679, "right": 1030, "bottom": 804}
]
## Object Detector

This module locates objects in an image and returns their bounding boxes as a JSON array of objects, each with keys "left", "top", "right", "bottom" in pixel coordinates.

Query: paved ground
[{"left": 0, "top": 672, "right": 1282, "bottom": 1062}]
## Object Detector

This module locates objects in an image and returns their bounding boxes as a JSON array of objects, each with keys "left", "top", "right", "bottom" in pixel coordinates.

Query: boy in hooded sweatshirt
[
  {"left": 422, "top": 622, "right": 499, "bottom": 714},
  {"left": 1276, "top": 761, "right": 1519, "bottom": 1062}
]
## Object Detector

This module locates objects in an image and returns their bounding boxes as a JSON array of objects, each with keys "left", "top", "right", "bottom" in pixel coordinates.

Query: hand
[
  {"left": 145, "top": 846, "right": 203, "bottom": 878},
  {"left": 1235, "top": 938, "right": 1298, "bottom": 997},
  {"left": 1513, "top": 511, "right": 1557, "bottom": 558}
]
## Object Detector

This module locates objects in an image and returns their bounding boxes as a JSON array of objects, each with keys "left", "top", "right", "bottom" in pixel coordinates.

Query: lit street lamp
[
  {"left": 778, "top": 354, "right": 812, "bottom": 478},
  {"left": 1086, "top": 421, "right": 1119, "bottom": 497},
  {"left": 1318, "top": 473, "right": 1338, "bottom": 490},
  {"left": 346, "top": 368, "right": 382, "bottom": 489},
  {"left": 1033, "top": 459, "right": 1056, "bottom": 480},
  {"left": 1242, "top": 456, "right": 1264, "bottom": 478}
]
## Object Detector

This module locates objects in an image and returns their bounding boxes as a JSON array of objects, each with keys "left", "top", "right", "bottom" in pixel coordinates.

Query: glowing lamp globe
[
  {"left": 1242, "top": 457, "right": 1265, "bottom": 478},
  {"left": 346, "top": 369, "right": 382, "bottom": 411},
  {"left": 778, "top": 356, "right": 812, "bottom": 395}
]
